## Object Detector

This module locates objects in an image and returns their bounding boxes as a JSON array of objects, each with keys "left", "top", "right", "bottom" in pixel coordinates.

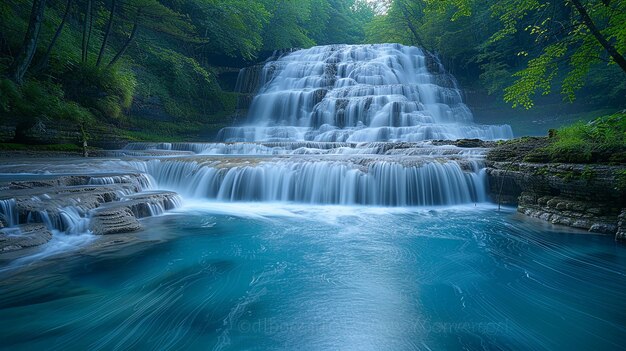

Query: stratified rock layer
[
  {"left": 0, "top": 174, "right": 181, "bottom": 253},
  {"left": 486, "top": 161, "right": 625, "bottom": 240},
  {"left": 90, "top": 207, "right": 142, "bottom": 235}
]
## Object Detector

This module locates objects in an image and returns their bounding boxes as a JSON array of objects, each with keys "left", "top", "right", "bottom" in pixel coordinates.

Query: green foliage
[
  {"left": 0, "top": 77, "right": 94, "bottom": 125},
  {"left": 479, "top": 61, "right": 511, "bottom": 95},
  {"left": 134, "top": 46, "right": 223, "bottom": 121},
  {"left": 261, "top": 0, "right": 315, "bottom": 49},
  {"left": 365, "top": 0, "right": 423, "bottom": 47},
  {"left": 542, "top": 113, "right": 626, "bottom": 163},
  {"left": 581, "top": 165, "right": 596, "bottom": 181},
  {"left": 0, "top": 77, "right": 21, "bottom": 114},
  {"left": 62, "top": 64, "right": 136, "bottom": 120},
  {"left": 0, "top": 142, "right": 83, "bottom": 151},
  {"left": 368, "top": 0, "right": 626, "bottom": 109},
  {"left": 504, "top": 42, "right": 567, "bottom": 109},
  {"left": 190, "top": 0, "right": 270, "bottom": 60}
]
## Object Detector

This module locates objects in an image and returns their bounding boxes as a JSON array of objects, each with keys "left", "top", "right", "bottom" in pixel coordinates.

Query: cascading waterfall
[
  {"left": 219, "top": 43, "right": 512, "bottom": 142},
  {"left": 0, "top": 44, "right": 512, "bottom": 242},
  {"left": 131, "top": 157, "right": 487, "bottom": 206},
  {"left": 118, "top": 44, "right": 514, "bottom": 207}
]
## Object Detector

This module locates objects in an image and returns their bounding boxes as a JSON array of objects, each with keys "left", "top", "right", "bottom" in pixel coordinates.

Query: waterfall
[
  {"left": 0, "top": 44, "right": 511, "bottom": 227},
  {"left": 220, "top": 44, "right": 512, "bottom": 142},
  {"left": 0, "top": 199, "right": 18, "bottom": 227},
  {"left": 132, "top": 157, "right": 487, "bottom": 206},
  {"left": 117, "top": 44, "right": 513, "bottom": 207}
]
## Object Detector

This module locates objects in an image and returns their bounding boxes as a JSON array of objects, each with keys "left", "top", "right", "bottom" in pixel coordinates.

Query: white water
[
  {"left": 219, "top": 44, "right": 512, "bottom": 142},
  {"left": 115, "top": 44, "right": 514, "bottom": 207},
  {"left": 0, "top": 199, "right": 18, "bottom": 227},
  {"left": 122, "top": 141, "right": 490, "bottom": 157},
  {"left": 125, "top": 156, "right": 487, "bottom": 206},
  {"left": 1, "top": 44, "right": 510, "bottom": 261}
]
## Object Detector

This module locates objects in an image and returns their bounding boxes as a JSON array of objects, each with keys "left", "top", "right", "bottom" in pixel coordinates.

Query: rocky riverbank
[
  {"left": 486, "top": 137, "right": 625, "bottom": 241},
  {"left": 0, "top": 173, "right": 181, "bottom": 253}
]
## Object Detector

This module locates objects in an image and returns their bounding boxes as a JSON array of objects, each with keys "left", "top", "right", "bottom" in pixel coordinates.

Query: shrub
[
  {"left": 0, "top": 77, "right": 94, "bottom": 126},
  {"left": 542, "top": 113, "right": 625, "bottom": 164},
  {"left": 61, "top": 63, "right": 136, "bottom": 120}
]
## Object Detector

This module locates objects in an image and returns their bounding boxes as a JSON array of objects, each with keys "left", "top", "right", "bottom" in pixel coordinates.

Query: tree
[
  {"left": 260, "top": 0, "right": 316, "bottom": 50},
  {"left": 81, "top": 0, "right": 92, "bottom": 63},
  {"left": 105, "top": 0, "right": 195, "bottom": 67},
  {"left": 182, "top": 0, "right": 270, "bottom": 60},
  {"left": 7, "top": 0, "right": 47, "bottom": 84},
  {"left": 423, "top": 0, "right": 626, "bottom": 108},
  {"left": 97, "top": 0, "right": 116, "bottom": 66},
  {"left": 32, "top": 0, "right": 73, "bottom": 72}
]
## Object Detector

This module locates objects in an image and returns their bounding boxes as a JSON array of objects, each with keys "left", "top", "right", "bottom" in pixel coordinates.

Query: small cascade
[
  {"left": 219, "top": 44, "right": 512, "bottom": 142},
  {"left": 0, "top": 199, "right": 18, "bottom": 227},
  {"left": 25, "top": 207, "right": 89, "bottom": 234},
  {"left": 0, "top": 172, "right": 180, "bottom": 244},
  {"left": 88, "top": 174, "right": 155, "bottom": 191},
  {"left": 59, "top": 207, "right": 90, "bottom": 234},
  {"left": 120, "top": 191, "right": 183, "bottom": 217}
]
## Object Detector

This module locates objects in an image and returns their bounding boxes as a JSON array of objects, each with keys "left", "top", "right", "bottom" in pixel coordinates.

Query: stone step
[{"left": 0, "top": 224, "right": 52, "bottom": 252}]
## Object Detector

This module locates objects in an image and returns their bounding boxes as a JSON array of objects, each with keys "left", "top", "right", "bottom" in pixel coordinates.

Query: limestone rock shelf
[
  {"left": 486, "top": 161, "right": 625, "bottom": 240},
  {"left": 0, "top": 173, "right": 181, "bottom": 254},
  {"left": 0, "top": 224, "right": 52, "bottom": 253}
]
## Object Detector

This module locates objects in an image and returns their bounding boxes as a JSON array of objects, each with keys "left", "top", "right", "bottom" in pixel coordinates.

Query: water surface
[{"left": 1, "top": 203, "right": 624, "bottom": 350}]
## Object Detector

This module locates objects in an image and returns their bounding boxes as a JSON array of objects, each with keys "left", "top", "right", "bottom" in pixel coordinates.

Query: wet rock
[
  {"left": 589, "top": 223, "right": 618, "bottom": 234},
  {"left": 486, "top": 137, "right": 550, "bottom": 162},
  {"left": 0, "top": 173, "right": 180, "bottom": 243},
  {"left": 431, "top": 139, "right": 497, "bottom": 148},
  {"left": 0, "top": 214, "right": 7, "bottom": 228},
  {"left": 617, "top": 210, "right": 626, "bottom": 242},
  {"left": 487, "top": 161, "right": 625, "bottom": 238},
  {"left": 89, "top": 191, "right": 181, "bottom": 235},
  {"left": 90, "top": 207, "right": 142, "bottom": 235},
  {"left": 0, "top": 224, "right": 52, "bottom": 252},
  {"left": 119, "top": 191, "right": 182, "bottom": 218}
]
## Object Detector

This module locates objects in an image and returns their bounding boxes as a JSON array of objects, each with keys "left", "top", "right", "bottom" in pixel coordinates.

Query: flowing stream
[{"left": 1, "top": 44, "right": 624, "bottom": 350}]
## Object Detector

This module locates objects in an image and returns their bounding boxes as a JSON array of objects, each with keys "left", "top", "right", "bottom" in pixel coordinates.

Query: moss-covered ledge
[{"left": 485, "top": 115, "right": 626, "bottom": 240}]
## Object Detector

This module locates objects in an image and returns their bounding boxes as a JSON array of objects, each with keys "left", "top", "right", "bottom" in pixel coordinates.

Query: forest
[{"left": 1, "top": 0, "right": 625, "bottom": 144}]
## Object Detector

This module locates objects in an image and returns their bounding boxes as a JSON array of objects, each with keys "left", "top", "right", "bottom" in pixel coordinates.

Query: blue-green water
[{"left": 1, "top": 203, "right": 625, "bottom": 350}]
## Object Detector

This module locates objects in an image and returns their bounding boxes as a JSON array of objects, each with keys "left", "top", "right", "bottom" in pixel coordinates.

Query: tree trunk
[
  {"left": 33, "top": 0, "right": 73, "bottom": 73},
  {"left": 7, "top": 0, "right": 47, "bottom": 84},
  {"left": 397, "top": 1, "right": 425, "bottom": 49},
  {"left": 570, "top": 0, "right": 626, "bottom": 74},
  {"left": 81, "top": 0, "right": 91, "bottom": 63},
  {"left": 96, "top": 0, "right": 116, "bottom": 66},
  {"left": 107, "top": 12, "right": 140, "bottom": 68},
  {"left": 86, "top": 2, "right": 95, "bottom": 59}
]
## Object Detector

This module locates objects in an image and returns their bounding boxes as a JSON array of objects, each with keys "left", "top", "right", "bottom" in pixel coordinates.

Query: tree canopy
[
  {"left": 0, "top": 0, "right": 376, "bottom": 140},
  {"left": 1, "top": 0, "right": 624, "bottom": 143},
  {"left": 365, "top": 0, "right": 626, "bottom": 109}
]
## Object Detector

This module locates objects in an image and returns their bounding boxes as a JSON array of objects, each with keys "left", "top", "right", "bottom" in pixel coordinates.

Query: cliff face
[
  {"left": 485, "top": 134, "right": 626, "bottom": 240},
  {"left": 486, "top": 158, "right": 625, "bottom": 240}
]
